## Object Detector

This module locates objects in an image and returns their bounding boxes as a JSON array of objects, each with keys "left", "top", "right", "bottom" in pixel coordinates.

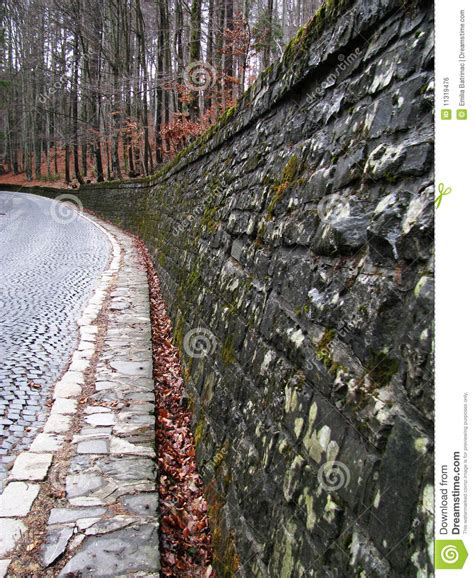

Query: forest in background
[{"left": 0, "top": 0, "right": 322, "bottom": 186}]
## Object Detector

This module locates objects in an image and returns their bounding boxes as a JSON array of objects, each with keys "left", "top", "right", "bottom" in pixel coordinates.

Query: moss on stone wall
[
  {"left": 283, "top": 0, "right": 352, "bottom": 64},
  {"left": 221, "top": 335, "right": 236, "bottom": 366},
  {"left": 267, "top": 154, "right": 303, "bottom": 219},
  {"left": 205, "top": 482, "right": 240, "bottom": 577}
]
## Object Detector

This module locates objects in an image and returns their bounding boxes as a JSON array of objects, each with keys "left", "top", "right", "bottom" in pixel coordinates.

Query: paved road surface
[{"left": 0, "top": 191, "right": 110, "bottom": 489}]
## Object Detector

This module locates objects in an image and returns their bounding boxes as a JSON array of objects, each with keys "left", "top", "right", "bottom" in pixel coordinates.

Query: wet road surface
[{"left": 0, "top": 191, "right": 110, "bottom": 489}]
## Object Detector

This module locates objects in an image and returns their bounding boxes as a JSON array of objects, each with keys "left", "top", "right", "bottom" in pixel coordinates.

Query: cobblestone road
[{"left": 0, "top": 192, "right": 110, "bottom": 489}]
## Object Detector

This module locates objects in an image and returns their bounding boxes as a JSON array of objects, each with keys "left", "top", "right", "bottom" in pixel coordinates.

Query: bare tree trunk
[
  {"left": 189, "top": 0, "right": 202, "bottom": 120},
  {"left": 136, "top": 0, "right": 151, "bottom": 174},
  {"left": 224, "top": 0, "right": 234, "bottom": 104},
  {"left": 65, "top": 143, "right": 71, "bottom": 184},
  {"left": 263, "top": 0, "right": 274, "bottom": 68},
  {"left": 72, "top": 19, "right": 84, "bottom": 185}
]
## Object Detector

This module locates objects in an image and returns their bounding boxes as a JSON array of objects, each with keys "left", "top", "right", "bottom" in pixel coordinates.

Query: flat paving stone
[
  {"left": 10, "top": 452, "right": 53, "bottom": 481},
  {"left": 69, "top": 359, "right": 90, "bottom": 372},
  {"left": 41, "top": 526, "right": 74, "bottom": 567},
  {"left": 110, "top": 437, "right": 154, "bottom": 457},
  {"left": 103, "top": 457, "right": 156, "bottom": 482},
  {"left": 49, "top": 507, "right": 107, "bottom": 525},
  {"left": 95, "top": 381, "right": 119, "bottom": 391},
  {"left": 30, "top": 433, "right": 64, "bottom": 453},
  {"left": 0, "top": 559, "right": 11, "bottom": 578},
  {"left": 77, "top": 517, "right": 102, "bottom": 531},
  {"left": 78, "top": 427, "right": 112, "bottom": 436},
  {"left": 85, "top": 413, "right": 115, "bottom": 427},
  {"left": 51, "top": 398, "right": 78, "bottom": 415},
  {"left": 0, "top": 519, "right": 26, "bottom": 557},
  {"left": 116, "top": 412, "right": 154, "bottom": 427},
  {"left": 54, "top": 381, "right": 82, "bottom": 399},
  {"left": 44, "top": 413, "right": 72, "bottom": 433},
  {"left": 113, "top": 422, "right": 154, "bottom": 437},
  {"left": 120, "top": 493, "right": 159, "bottom": 517},
  {"left": 73, "top": 433, "right": 110, "bottom": 444},
  {"left": 109, "top": 360, "right": 153, "bottom": 377},
  {"left": 57, "top": 371, "right": 85, "bottom": 386},
  {"left": 84, "top": 515, "right": 136, "bottom": 536},
  {"left": 66, "top": 473, "right": 104, "bottom": 498},
  {"left": 84, "top": 407, "right": 112, "bottom": 414},
  {"left": 0, "top": 482, "right": 40, "bottom": 517},
  {"left": 77, "top": 439, "right": 109, "bottom": 454},
  {"left": 58, "top": 524, "right": 160, "bottom": 577}
]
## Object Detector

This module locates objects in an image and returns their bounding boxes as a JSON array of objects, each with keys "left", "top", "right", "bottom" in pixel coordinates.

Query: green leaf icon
[{"left": 435, "top": 540, "right": 468, "bottom": 569}]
